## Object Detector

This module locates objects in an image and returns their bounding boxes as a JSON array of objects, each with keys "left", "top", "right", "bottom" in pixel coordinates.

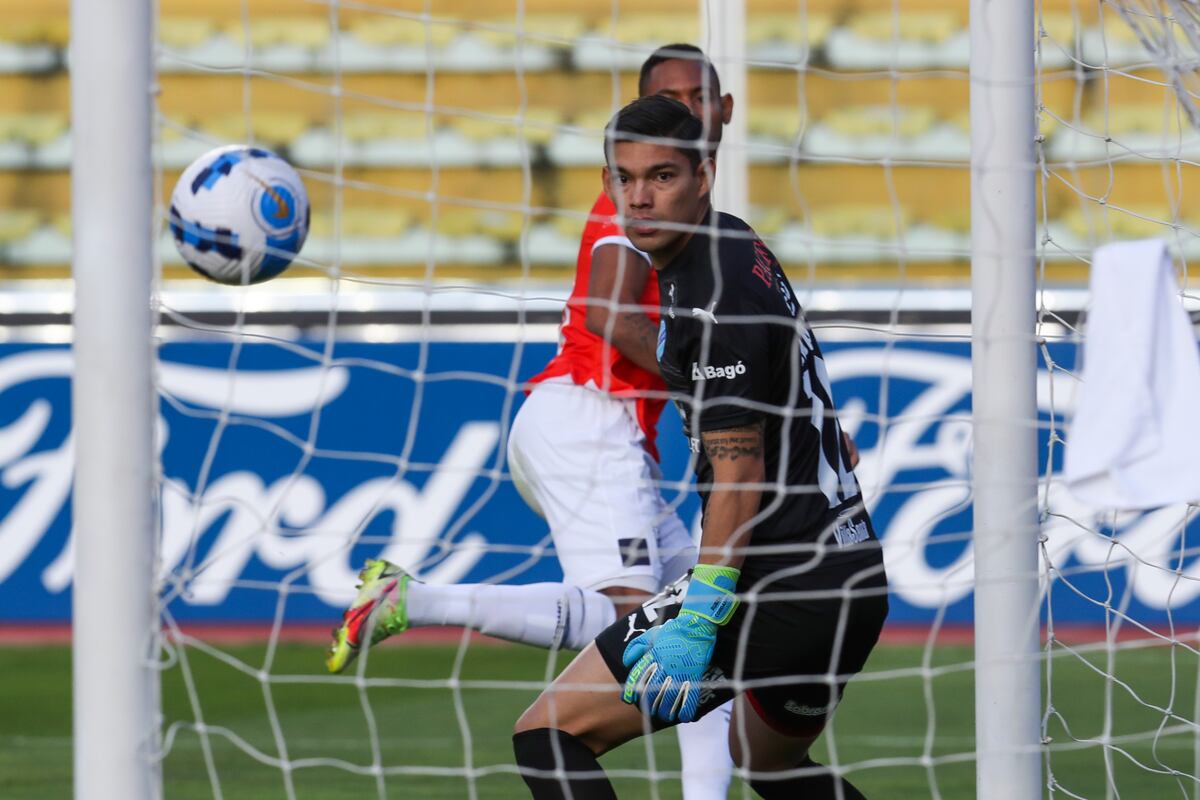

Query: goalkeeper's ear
[
  {"left": 720, "top": 92, "right": 733, "bottom": 126},
  {"left": 696, "top": 157, "right": 715, "bottom": 199}
]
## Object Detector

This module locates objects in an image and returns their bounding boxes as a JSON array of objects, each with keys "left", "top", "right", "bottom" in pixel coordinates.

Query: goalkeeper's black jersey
[{"left": 656, "top": 210, "right": 875, "bottom": 557}]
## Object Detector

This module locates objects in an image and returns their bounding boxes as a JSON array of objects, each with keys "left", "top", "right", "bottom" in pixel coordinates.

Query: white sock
[
  {"left": 677, "top": 699, "right": 735, "bottom": 800},
  {"left": 404, "top": 581, "right": 617, "bottom": 650}
]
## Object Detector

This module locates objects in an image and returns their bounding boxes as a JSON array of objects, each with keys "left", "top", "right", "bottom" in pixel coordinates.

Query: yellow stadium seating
[
  {"left": 198, "top": 112, "right": 311, "bottom": 149},
  {"left": 1060, "top": 205, "right": 1193, "bottom": 240},
  {"left": 848, "top": 11, "right": 962, "bottom": 44},
  {"left": 345, "top": 15, "right": 461, "bottom": 48},
  {"left": 1, "top": 20, "right": 59, "bottom": 45},
  {"left": 571, "top": 109, "right": 614, "bottom": 134},
  {"left": 0, "top": 209, "right": 40, "bottom": 243},
  {"left": 748, "top": 107, "right": 805, "bottom": 141},
  {"left": 449, "top": 109, "right": 563, "bottom": 145},
  {"left": 476, "top": 15, "right": 588, "bottom": 46},
  {"left": 1040, "top": 12, "right": 1076, "bottom": 44},
  {"left": 822, "top": 106, "right": 937, "bottom": 138},
  {"left": 0, "top": 0, "right": 1185, "bottom": 283},
  {"left": 40, "top": 18, "right": 69, "bottom": 47},
  {"left": 342, "top": 112, "right": 431, "bottom": 142},
  {"left": 1084, "top": 104, "right": 1191, "bottom": 136},
  {"left": 749, "top": 207, "right": 789, "bottom": 235},
  {"left": 0, "top": 113, "right": 67, "bottom": 145},
  {"left": 608, "top": 15, "right": 701, "bottom": 45},
  {"left": 806, "top": 205, "right": 910, "bottom": 239},
  {"left": 475, "top": 210, "right": 528, "bottom": 240},
  {"left": 310, "top": 208, "right": 413, "bottom": 238},
  {"left": 225, "top": 17, "right": 331, "bottom": 49},
  {"left": 746, "top": 14, "right": 833, "bottom": 46},
  {"left": 159, "top": 17, "right": 219, "bottom": 49}
]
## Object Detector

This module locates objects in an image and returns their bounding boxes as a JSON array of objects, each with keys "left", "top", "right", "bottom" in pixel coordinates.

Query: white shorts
[{"left": 508, "top": 377, "right": 697, "bottom": 595}]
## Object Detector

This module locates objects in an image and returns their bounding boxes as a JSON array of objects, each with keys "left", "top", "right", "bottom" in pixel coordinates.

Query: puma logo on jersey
[{"left": 691, "top": 304, "right": 718, "bottom": 325}]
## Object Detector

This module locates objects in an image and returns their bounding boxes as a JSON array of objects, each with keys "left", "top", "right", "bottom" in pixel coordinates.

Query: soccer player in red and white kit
[{"left": 327, "top": 46, "right": 739, "bottom": 798}]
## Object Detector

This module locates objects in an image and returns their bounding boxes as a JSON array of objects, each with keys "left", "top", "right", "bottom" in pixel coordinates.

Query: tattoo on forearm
[{"left": 702, "top": 422, "right": 764, "bottom": 461}]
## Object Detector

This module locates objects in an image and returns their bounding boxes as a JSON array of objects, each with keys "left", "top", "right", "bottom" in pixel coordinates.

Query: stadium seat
[
  {"left": 609, "top": 15, "right": 701, "bottom": 46},
  {"left": 0, "top": 112, "right": 68, "bottom": 167},
  {"left": 198, "top": 112, "right": 311, "bottom": 150},
  {"left": 749, "top": 208, "right": 788, "bottom": 236},
  {"left": 545, "top": 109, "right": 610, "bottom": 166},
  {"left": 343, "top": 112, "right": 431, "bottom": 142},
  {"left": 1061, "top": 204, "right": 1187, "bottom": 240},
  {"left": 823, "top": 106, "right": 937, "bottom": 139},
  {"left": 1079, "top": 14, "right": 1162, "bottom": 68},
  {"left": 852, "top": 11, "right": 961, "bottom": 44},
  {"left": 476, "top": 15, "right": 587, "bottom": 47},
  {"left": 807, "top": 205, "right": 909, "bottom": 239},
  {"left": 928, "top": 207, "right": 972, "bottom": 235},
  {"left": 8, "top": 224, "right": 72, "bottom": 265},
  {"left": 345, "top": 15, "right": 461, "bottom": 48},
  {"left": 550, "top": 211, "right": 586, "bottom": 242},
  {"left": 573, "top": 15, "right": 700, "bottom": 72},
  {"left": 1045, "top": 103, "right": 1200, "bottom": 162},
  {"left": 746, "top": 14, "right": 834, "bottom": 47},
  {"left": 159, "top": 18, "right": 219, "bottom": 50},
  {"left": 449, "top": 108, "right": 562, "bottom": 145},
  {"left": 432, "top": 208, "right": 541, "bottom": 242},
  {"left": 476, "top": 210, "right": 528, "bottom": 241},
  {"left": 40, "top": 19, "right": 70, "bottom": 48},
  {"left": 0, "top": 21, "right": 58, "bottom": 73},
  {"left": 801, "top": 105, "right": 971, "bottom": 162},
  {"left": 1088, "top": 104, "right": 1187, "bottom": 136},
  {"left": 1040, "top": 12, "right": 1076, "bottom": 45},
  {"left": 225, "top": 17, "right": 332, "bottom": 49},
  {"left": 826, "top": 11, "right": 969, "bottom": 69},
  {"left": 0, "top": 210, "right": 40, "bottom": 244},
  {"left": 0, "top": 21, "right": 45, "bottom": 45},
  {"left": 3, "top": 112, "right": 68, "bottom": 145},
  {"left": 157, "top": 127, "right": 218, "bottom": 170},
  {"left": 309, "top": 208, "right": 413, "bottom": 238},
  {"left": 525, "top": 220, "right": 581, "bottom": 264},
  {"left": 748, "top": 107, "right": 805, "bottom": 142}
]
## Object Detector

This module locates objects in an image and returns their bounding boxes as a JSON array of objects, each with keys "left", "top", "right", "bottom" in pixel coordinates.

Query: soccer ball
[{"left": 169, "top": 145, "right": 310, "bottom": 285}]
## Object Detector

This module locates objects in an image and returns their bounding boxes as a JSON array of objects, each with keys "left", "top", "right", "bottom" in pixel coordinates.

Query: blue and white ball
[{"left": 169, "top": 145, "right": 309, "bottom": 285}]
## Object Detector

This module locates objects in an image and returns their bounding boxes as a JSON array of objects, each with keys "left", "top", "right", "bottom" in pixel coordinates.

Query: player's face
[
  {"left": 641, "top": 60, "right": 733, "bottom": 146},
  {"left": 602, "top": 141, "right": 712, "bottom": 263}
]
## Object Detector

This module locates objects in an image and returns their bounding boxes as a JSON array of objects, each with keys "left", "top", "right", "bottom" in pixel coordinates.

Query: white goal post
[
  {"left": 969, "top": 0, "right": 1042, "bottom": 796},
  {"left": 70, "top": 0, "right": 159, "bottom": 799}
]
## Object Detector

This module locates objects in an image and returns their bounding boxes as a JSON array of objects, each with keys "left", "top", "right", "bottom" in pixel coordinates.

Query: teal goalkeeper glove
[{"left": 621, "top": 564, "right": 740, "bottom": 723}]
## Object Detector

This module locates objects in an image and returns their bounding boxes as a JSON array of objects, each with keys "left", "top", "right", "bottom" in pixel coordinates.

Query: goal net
[{"left": 19, "top": 0, "right": 1200, "bottom": 797}]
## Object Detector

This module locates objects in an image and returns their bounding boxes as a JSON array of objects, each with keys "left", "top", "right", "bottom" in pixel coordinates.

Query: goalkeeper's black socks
[
  {"left": 512, "top": 728, "right": 617, "bottom": 800},
  {"left": 749, "top": 756, "right": 868, "bottom": 800}
]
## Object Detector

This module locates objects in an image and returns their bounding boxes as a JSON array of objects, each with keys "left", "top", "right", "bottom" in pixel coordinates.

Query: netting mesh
[
  {"left": 1039, "top": 1, "right": 1200, "bottom": 796},
  {"left": 135, "top": 1, "right": 1200, "bottom": 797}
]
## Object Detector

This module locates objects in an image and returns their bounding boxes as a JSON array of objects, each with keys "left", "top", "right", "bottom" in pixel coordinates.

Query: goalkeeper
[
  {"left": 328, "top": 45, "right": 756, "bottom": 799},
  {"left": 509, "top": 96, "right": 889, "bottom": 800}
]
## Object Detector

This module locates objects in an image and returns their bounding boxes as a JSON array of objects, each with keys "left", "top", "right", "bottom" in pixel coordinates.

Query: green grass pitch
[{"left": 1, "top": 638, "right": 1196, "bottom": 798}]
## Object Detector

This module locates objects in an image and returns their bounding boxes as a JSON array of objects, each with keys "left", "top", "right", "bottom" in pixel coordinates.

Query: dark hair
[
  {"left": 604, "top": 95, "right": 707, "bottom": 171},
  {"left": 638, "top": 43, "right": 721, "bottom": 97}
]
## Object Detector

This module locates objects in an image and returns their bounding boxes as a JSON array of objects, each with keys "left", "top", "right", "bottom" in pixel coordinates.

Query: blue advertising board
[{"left": 0, "top": 338, "right": 1195, "bottom": 627}]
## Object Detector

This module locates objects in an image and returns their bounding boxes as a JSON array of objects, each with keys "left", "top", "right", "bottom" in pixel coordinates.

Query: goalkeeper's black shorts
[{"left": 595, "top": 545, "right": 889, "bottom": 737}]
